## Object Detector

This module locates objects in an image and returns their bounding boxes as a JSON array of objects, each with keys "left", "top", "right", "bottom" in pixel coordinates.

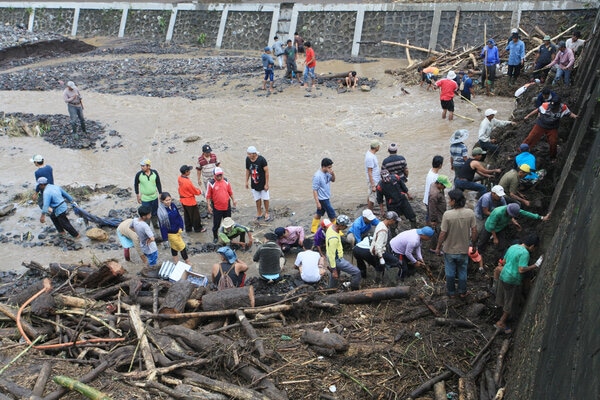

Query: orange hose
[{"left": 16, "top": 279, "right": 125, "bottom": 350}]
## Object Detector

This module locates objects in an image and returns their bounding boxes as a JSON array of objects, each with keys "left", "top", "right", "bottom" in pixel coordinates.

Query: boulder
[{"left": 86, "top": 227, "right": 109, "bottom": 241}]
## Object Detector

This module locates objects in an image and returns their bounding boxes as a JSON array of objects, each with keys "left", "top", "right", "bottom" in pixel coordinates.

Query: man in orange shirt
[
  {"left": 435, "top": 71, "right": 459, "bottom": 121},
  {"left": 206, "top": 167, "right": 238, "bottom": 243},
  {"left": 178, "top": 165, "right": 205, "bottom": 233},
  {"left": 302, "top": 41, "right": 317, "bottom": 89}
]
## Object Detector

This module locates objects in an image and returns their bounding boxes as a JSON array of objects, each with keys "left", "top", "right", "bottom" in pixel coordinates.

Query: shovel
[{"left": 458, "top": 94, "right": 482, "bottom": 112}]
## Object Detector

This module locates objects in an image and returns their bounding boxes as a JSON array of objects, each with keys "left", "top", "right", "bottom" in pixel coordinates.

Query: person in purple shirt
[
  {"left": 389, "top": 226, "right": 434, "bottom": 280},
  {"left": 274, "top": 226, "right": 305, "bottom": 253}
]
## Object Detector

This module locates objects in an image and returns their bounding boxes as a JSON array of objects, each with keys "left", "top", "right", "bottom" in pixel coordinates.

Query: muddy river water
[{"left": 0, "top": 56, "right": 515, "bottom": 276}]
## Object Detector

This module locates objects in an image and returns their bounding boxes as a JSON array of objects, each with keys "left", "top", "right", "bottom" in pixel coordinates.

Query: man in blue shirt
[
  {"left": 345, "top": 209, "right": 380, "bottom": 247},
  {"left": 261, "top": 47, "right": 275, "bottom": 93},
  {"left": 311, "top": 158, "right": 336, "bottom": 233},
  {"left": 38, "top": 177, "right": 79, "bottom": 238},
  {"left": 505, "top": 33, "right": 525, "bottom": 86},
  {"left": 480, "top": 39, "right": 499, "bottom": 95}
]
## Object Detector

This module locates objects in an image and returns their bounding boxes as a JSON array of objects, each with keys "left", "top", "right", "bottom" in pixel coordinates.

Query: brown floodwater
[{"left": 0, "top": 56, "right": 515, "bottom": 276}]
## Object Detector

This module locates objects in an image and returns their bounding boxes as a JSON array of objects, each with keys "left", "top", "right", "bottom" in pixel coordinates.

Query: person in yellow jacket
[{"left": 325, "top": 215, "right": 361, "bottom": 291}]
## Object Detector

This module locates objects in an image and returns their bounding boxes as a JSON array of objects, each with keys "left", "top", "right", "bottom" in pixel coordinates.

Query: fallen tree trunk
[
  {"left": 322, "top": 286, "right": 410, "bottom": 304},
  {"left": 236, "top": 310, "right": 267, "bottom": 359},
  {"left": 159, "top": 280, "right": 196, "bottom": 314},
  {"left": 301, "top": 329, "right": 349, "bottom": 352},
  {"left": 381, "top": 40, "right": 443, "bottom": 56},
  {"left": 202, "top": 286, "right": 255, "bottom": 311},
  {"left": 434, "top": 318, "right": 476, "bottom": 329},
  {"left": 409, "top": 370, "right": 453, "bottom": 399},
  {"left": 80, "top": 260, "right": 125, "bottom": 288},
  {"left": 179, "top": 369, "right": 270, "bottom": 400}
]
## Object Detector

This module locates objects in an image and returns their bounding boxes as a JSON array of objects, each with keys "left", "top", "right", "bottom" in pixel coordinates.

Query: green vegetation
[{"left": 197, "top": 32, "right": 207, "bottom": 45}]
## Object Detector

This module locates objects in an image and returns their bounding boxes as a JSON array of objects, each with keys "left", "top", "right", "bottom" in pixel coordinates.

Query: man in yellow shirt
[{"left": 326, "top": 215, "right": 361, "bottom": 290}]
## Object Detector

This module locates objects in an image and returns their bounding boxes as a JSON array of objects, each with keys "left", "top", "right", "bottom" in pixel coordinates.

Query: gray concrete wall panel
[
  {"left": 437, "top": 10, "right": 511, "bottom": 51},
  {"left": 125, "top": 9, "right": 172, "bottom": 40},
  {"left": 360, "top": 10, "right": 433, "bottom": 58},
  {"left": 32, "top": 7, "right": 73, "bottom": 35},
  {"left": 296, "top": 11, "right": 356, "bottom": 58},
  {"left": 172, "top": 10, "right": 221, "bottom": 46},
  {"left": 221, "top": 10, "right": 272, "bottom": 50},
  {"left": 78, "top": 9, "right": 121, "bottom": 38}
]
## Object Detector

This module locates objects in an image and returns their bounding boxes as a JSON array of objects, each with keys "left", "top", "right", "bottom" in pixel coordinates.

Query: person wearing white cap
[
  {"left": 474, "top": 185, "right": 507, "bottom": 234},
  {"left": 478, "top": 109, "right": 516, "bottom": 155},
  {"left": 206, "top": 167, "right": 237, "bottom": 243},
  {"left": 62, "top": 80, "right": 86, "bottom": 136},
  {"left": 245, "top": 146, "right": 271, "bottom": 221},
  {"left": 31, "top": 154, "right": 54, "bottom": 208},
  {"left": 435, "top": 70, "right": 458, "bottom": 120},
  {"left": 345, "top": 209, "right": 381, "bottom": 247}
]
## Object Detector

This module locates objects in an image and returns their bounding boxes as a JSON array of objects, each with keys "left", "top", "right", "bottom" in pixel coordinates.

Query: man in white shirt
[
  {"left": 364, "top": 140, "right": 381, "bottom": 210},
  {"left": 477, "top": 109, "right": 516, "bottom": 155},
  {"left": 294, "top": 238, "right": 326, "bottom": 283}
]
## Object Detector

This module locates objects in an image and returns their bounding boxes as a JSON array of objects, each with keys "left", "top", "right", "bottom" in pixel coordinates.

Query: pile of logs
[{"left": 0, "top": 260, "right": 412, "bottom": 399}]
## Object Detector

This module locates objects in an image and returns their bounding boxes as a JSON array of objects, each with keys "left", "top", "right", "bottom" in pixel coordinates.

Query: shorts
[
  {"left": 496, "top": 280, "right": 519, "bottom": 314},
  {"left": 367, "top": 185, "right": 377, "bottom": 204},
  {"left": 146, "top": 250, "right": 158, "bottom": 267},
  {"left": 264, "top": 68, "right": 274, "bottom": 81},
  {"left": 251, "top": 189, "right": 270, "bottom": 201},
  {"left": 117, "top": 230, "right": 134, "bottom": 249},
  {"left": 440, "top": 99, "right": 455, "bottom": 112},
  {"left": 167, "top": 230, "right": 186, "bottom": 252}
]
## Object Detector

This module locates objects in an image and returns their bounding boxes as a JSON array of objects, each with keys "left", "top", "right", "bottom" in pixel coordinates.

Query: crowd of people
[{"left": 31, "top": 28, "right": 584, "bottom": 337}]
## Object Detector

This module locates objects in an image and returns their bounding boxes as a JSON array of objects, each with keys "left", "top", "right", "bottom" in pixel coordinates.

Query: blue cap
[
  {"left": 274, "top": 227, "right": 286, "bottom": 238},
  {"left": 417, "top": 226, "right": 435, "bottom": 237},
  {"left": 217, "top": 247, "right": 237, "bottom": 264},
  {"left": 487, "top": 39, "right": 496, "bottom": 45},
  {"left": 264, "top": 46, "right": 271, "bottom": 52}
]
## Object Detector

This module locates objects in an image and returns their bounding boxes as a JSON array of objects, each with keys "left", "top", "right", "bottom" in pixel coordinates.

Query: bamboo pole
[
  {"left": 381, "top": 40, "right": 443, "bottom": 56},
  {"left": 450, "top": 8, "right": 461, "bottom": 51}
]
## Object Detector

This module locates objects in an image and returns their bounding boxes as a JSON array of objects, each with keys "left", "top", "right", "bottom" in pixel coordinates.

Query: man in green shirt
[
  {"left": 134, "top": 158, "right": 162, "bottom": 228},
  {"left": 495, "top": 234, "right": 542, "bottom": 334},
  {"left": 218, "top": 217, "right": 253, "bottom": 249},
  {"left": 477, "top": 203, "right": 549, "bottom": 253}
]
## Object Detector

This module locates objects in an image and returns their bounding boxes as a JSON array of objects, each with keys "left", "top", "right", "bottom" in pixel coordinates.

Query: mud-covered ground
[{"left": 0, "top": 28, "right": 581, "bottom": 400}]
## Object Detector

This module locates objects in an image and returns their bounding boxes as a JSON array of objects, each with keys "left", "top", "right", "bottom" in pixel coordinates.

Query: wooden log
[
  {"left": 48, "top": 263, "right": 95, "bottom": 280},
  {"left": 485, "top": 369, "right": 496, "bottom": 399},
  {"left": 409, "top": 370, "right": 453, "bottom": 399},
  {"left": 30, "top": 293, "right": 56, "bottom": 318},
  {"left": 471, "top": 328, "right": 500, "bottom": 366},
  {"left": 459, "top": 377, "right": 477, "bottom": 400},
  {"left": 236, "top": 310, "right": 266, "bottom": 359},
  {"left": 0, "top": 303, "right": 40, "bottom": 339},
  {"left": 381, "top": 40, "right": 443, "bottom": 56},
  {"left": 80, "top": 260, "right": 125, "bottom": 288},
  {"left": 202, "top": 286, "right": 255, "bottom": 311},
  {"left": 7, "top": 279, "right": 47, "bottom": 306},
  {"left": 534, "top": 26, "right": 547, "bottom": 37},
  {"left": 301, "top": 329, "right": 349, "bottom": 352},
  {"left": 322, "top": 286, "right": 410, "bottom": 304},
  {"left": 450, "top": 8, "right": 461, "bottom": 51},
  {"left": 88, "top": 279, "right": 137, "bottom": 300},
  {"left": 128, "top": 305, "right": 157, "bottom": 381},
  {"left": 32, "top": 362, "right": 53, "bottom": 397},
  {"left": 0, "top": 377, "right": 32, "bottom": 398},
  {"left": 42, "top": 360, "right": 110, "bottom": 400},
  {"left": 55, "top": 294, "right": 100, "bottom": 309},
  {"left": 469, "top": 53, "right": 478, "bottom": 69},
  {"left": 434, "top": 318, "right": 476, "bottom": 329},
  {"left": 159, "top": 280, "right": 196, "bottom": 314},
  {"left": 160, "top": 324, "right": 215, "bottom": 353},
  {"left": 179, "top": 369, "right": 270, "bottom": 400},
  {"left": 552, "top": 24, "right": 577, "bottom": 42},
  {"left": 405, "top": 39, "right": 413, "bottom": 66},
  {"left": 434, "top": 380, "right": 446, "bottom": 400},
  {"left": 494, "top": 339, "right": 510, "bottom": 386}
]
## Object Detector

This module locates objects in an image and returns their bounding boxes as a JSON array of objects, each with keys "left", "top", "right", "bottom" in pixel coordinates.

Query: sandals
[
  {"left": 494, "top": 323, "right": 513, "bottom": 334},
  {"left": 264, "top": 215, "right": 273, "bottom": 222}
]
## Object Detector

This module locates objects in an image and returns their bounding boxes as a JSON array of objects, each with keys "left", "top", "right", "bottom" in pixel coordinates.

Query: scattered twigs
[
  {"left": 409, "top": 370, "right": 453, "bottom": 399},
  {"left": 32, "top": 361, "right": 53, "bottom": 397},
  {"left": 339, "top": 369, "right": 374, "bottom": 398},
  {"left": 471, "top": 327, "right": 501, "bottom": 366},
  {"left": 0, "top": 335, "right": 45, "bottom": 376}
]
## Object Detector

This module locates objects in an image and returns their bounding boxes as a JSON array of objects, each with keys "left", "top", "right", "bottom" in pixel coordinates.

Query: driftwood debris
[
  {"left": 159, "top": 280, "right": 196, "bottom": 314},
  {"left": 301, "top": 329, "right": 349, "bottom": 353},
  {"left": 322, "top": 286, "right": 410, "bottom": 304},
  {"left": 381, "top": 40, "right": 443, "bottom": 56},
  {"left": 201, "top": 285, "right": 255, "bottom": 311}
]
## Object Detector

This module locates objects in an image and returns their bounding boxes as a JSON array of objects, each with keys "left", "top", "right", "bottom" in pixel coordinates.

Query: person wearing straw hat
[
  {"left": 449, "top": 129, "right": 469, "bottom": 172},
  {"left": 435, "top": 70, "right": 459, "bottom": 120},
  {"left": 218, "top": 217, "right": 253, "bottom": 249}
]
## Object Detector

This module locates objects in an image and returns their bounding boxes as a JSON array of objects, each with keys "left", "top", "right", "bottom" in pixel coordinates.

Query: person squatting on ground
[
  {"left": 212, "top": 246, "right": 248, "bottom": 289},
  {"left": 294, "top": 238, "right": 327, "bottom": 284},
  {"left": 376, "top": 169, "right": 417, "bottom": 228},
  {"left": 157, "top": 192, "right": 189, "bottom": 265},
  {"left": 63, "top": 81, "right": 86, "bottom": 136},
  {"left": 494, "top": 234, "right": 542, "bottom": 334},
  {"left": 498, "top": 164, "right": 532, "bottom": 207},
  {"left": 253, "top": 232, "right": 286, "bottom": 282},
  {"left": 453, "top": 147, "right": 501, "bottom": 199},
  {"left": 132, "top": 206, "right": 159, "bottom": 272},
  {"left": 389, "top": 226, "right": 435, "bottom": 281},
  {"left": 515, "top": 143, "right": 545, "bottom": 185},
  {"left": 345, "top": 209, "right": 380, "bottom": 248},
  {"left": 311, "top": 157, "right": 336, "bottom": 233},
  {"left": 261, "top": 47, "right": 275, "bottom": 93},
  {"left": 134, "top": 158, "right": 162, "bottom": 229},
  {"left": 504, "top": 33, "right": 525, "bottom": 86},
  {"left": 326, "top": 215, "right": 362, "bottom": 291},
  {"left": 435, "top": 71, "right": 458, "bottom": 120},
  {"left": 178, "top": 165, "right": 205, "bottom": 233},
  {"left": 275, "top": 226, "right": 304, "bottom": 253},
  {"left": 31, "top": 154, "right": 53, "bottom": 209},
  {"left": 474, "top": 185, "right": 507, "bottom": 234},
  {"left": 523, "top": 96, "right": 578, "bottom": 159},
  {"left": 345, "top": 71, "right": 358, "bottom": 89},
  {"left": 355, "top": 211, "right": 402, "bottom": 279},
  {"left": 218, "top": 217, "right": 253, "bottom": 249},
  {"left": 477, "top": 109, "right": 516, "bottom": 155},
  {"left": 435, "top": 189, "right": 477, "bottom": 298},
  {"left": 37, "top": 177, "right": 79, "bottom": 238},
  {"left": 206, "top": 167, "right": 237, "bottom": 243},
  {"left": 365, "top": 140, "right": 382, "bottom": 210},
  {"left": 313, "top": 218, "right": 332, "bottom": 256},
  {"left": 480, "top": 39, "right": 499, "bottom": 95},
  {"left": 117, "top": 218, "right": 147, "bottom": 264},
  {"left": 245, "top": 146, "right": 271, "bottom": 221}
]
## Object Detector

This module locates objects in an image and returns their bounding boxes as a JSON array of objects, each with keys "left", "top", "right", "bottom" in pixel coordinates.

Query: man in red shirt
[
  {"left": 435, "top": 71, "right": 459, "bottom": 121},
  {"left": 206, "top": 167, "right": 238, "bottom": 243},
  {"left": 302, "top": 41, "right": 317, "bottom": 89},
  {"left": 178, "top": 165, "right": 205, "bottom": 233}
]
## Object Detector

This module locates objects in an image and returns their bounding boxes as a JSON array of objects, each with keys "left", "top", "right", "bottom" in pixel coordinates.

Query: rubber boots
[
  {"left": 81, "top": 120, "right": 87, "bottom": 134},
  {"left": 311, "top": 217, "right": 321, "bottom": 233},
  {"left": 71, "top": 122, "right": 78, "bottom": 136}
]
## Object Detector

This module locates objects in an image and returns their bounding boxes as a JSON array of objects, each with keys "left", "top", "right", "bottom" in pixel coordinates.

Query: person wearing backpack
[{"left": 211, "top": 247, "right": 248, "bottom": 290}]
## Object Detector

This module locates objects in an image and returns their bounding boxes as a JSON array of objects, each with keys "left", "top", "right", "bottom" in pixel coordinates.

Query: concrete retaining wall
[{"left": 0, "top": 2, "right": 597, "bottom": 57}]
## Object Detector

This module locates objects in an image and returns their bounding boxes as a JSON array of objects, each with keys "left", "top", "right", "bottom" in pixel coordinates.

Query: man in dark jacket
[{"left": 376, "top": 169, "right": 417, "bottom": 228}]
